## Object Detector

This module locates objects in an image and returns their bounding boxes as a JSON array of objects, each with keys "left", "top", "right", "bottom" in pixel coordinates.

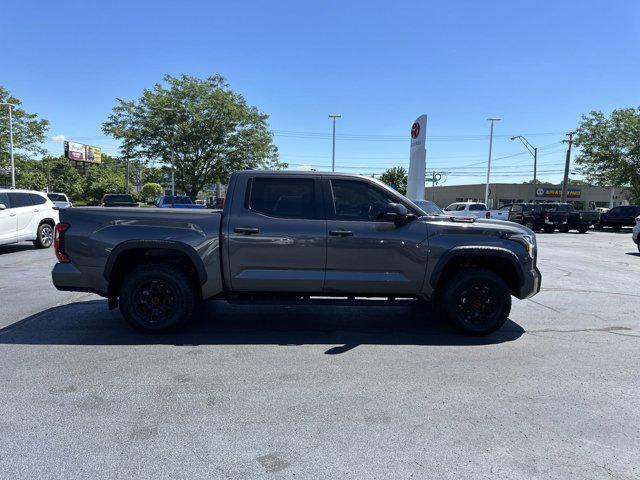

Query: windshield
[
  {"left": 162, "top": 196, "right": 194, "bottom": 205},
  {"left": 412, "top": 200, "right": 444, "bottom": 215},
  {"left": 105, "top": 195, "right": 134, "bottom": 203}
]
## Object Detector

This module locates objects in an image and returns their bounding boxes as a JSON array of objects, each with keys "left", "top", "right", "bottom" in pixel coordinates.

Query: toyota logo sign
[{"left": 411, "top": 122, "right": 420, "bottom": 139}]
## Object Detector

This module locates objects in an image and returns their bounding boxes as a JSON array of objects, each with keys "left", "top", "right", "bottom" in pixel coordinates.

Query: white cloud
[{"left": 51, "top": 134, "right": 66, "bottom": 142}]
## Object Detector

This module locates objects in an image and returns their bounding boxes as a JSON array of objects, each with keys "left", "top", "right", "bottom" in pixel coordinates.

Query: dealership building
[{"left": 425, "top": 183, "right": 631, "bottom": 210}]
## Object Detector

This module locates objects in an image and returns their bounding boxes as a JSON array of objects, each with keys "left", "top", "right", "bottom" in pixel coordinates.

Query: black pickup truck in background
[
  {"left": 596, "top": 205, "right": 640, "bottom": 231},
  {"left": 499, "top": 202, "right": 599, "bottom": 233},
  {"left": 540, "top": 203, "right": 599, "bottom": 233}
]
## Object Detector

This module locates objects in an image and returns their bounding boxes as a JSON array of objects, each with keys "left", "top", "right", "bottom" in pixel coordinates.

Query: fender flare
[
  {"left": 429, "top": 246, "right": 524, "bottom": 289},
  {"left": 104, "top": 239, "right": 208, "bottom": 285}
]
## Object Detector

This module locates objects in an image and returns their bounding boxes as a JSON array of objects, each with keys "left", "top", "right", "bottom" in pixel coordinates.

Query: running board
[{"left": 225, "top": 295, "right": 419, "bottom": 307}]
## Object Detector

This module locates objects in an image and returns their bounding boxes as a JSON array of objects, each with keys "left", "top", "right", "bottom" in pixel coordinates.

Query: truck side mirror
[{"left": 382, "top": 203, "right": 413, "bottom": 224}]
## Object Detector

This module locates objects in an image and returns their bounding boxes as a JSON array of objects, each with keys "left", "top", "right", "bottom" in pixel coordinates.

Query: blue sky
[{"left": 2, "top": 0, "right": 639, "bottom": 185}]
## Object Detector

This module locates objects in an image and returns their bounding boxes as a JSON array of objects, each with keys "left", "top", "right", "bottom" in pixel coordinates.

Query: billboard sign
[
  {"left": 64, "top": 141, "right": 101, "bottom": 163},
  {"left": 535, "top": 187, "right": 581, "bottom": 199}
]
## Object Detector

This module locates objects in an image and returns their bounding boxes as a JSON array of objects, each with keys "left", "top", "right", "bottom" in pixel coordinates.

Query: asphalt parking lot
[{"left": 1, "top": 230, "right": 639, "bottom": 479}]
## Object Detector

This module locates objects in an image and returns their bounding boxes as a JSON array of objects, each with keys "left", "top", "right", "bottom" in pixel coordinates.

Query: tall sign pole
[{"left": 407, "top": 114, "right": 427, "bottom": 200}]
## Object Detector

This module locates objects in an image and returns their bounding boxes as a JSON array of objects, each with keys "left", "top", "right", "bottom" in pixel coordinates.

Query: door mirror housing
[
  {"left": 0, "top": 203, "right": 6, "bottom": 210},
  {"left": 381, "top": 203, "right": 413, "bottom": 224}
]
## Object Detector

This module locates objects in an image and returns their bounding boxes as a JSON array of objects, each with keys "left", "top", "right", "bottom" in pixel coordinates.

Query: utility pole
[
  {"left": 484, "top": 118, "right": 501, "bottom": 206},
  {"left": 328, "top": 114, "right": 341, "bottom": 172},
  {"left": 1, "top": 103, "right": 16, "bottom": 188},
  {"left": 561, "top": 131, "right": 575, "bottom": 203}
]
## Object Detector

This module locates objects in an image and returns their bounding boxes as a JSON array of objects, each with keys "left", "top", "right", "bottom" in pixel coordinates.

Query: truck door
[
  {"left": 226, "top": 175, "right": 327, "bottom": 292},
  {"left": 323, "top": 178, "right": 429, "bottom": 295}
]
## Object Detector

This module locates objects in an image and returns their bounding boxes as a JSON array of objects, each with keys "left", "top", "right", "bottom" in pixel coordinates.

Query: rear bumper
[
  {"left": 518, "top": 265, "right": 542, "bottom": 299},
  {"left": 51, "top": 262, "right": 107, "bottom": 297}
]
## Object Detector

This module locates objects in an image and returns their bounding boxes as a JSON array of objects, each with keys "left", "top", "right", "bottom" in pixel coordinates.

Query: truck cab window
[
  {"left": 248, "top": 177, "right": 316, "bottom": 219},
  {"left": 330, "top": 179, "right": 396, "bottom": 221}
]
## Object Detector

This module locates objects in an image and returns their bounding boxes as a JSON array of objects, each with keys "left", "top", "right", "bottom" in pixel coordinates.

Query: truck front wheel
[
  {"left": 440, "top": 268, "right": 511, "bottom": 336},
  {"left": 119, "top": 264, "right": 196, "bottom": 333}
]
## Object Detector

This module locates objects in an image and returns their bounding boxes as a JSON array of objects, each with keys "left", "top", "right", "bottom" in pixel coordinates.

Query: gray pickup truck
[{"left": 52, "top": 171, "right": 541, "bottom": 335}]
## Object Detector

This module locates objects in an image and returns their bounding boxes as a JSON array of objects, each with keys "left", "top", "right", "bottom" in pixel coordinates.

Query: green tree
[
  {"left": 380, "top": 166, "right": 408, "bottom": 195},
  {"left": 103, "top": 74, "right": 284, "bottom": 200},
  {"left": 0, "top": 86, "right": 49, "bottom": 187},
  {"left": 83, "top": 157, "right": 126, "bottom": 204},
  {"left": 141, "top": 182, "right": 163, "bottom": 202},
  {"left": 574, "top": 107, "right": 640, "bottom": 203},
  {"left": 42, "top": 156, "right": 84, "bottom": 199}
]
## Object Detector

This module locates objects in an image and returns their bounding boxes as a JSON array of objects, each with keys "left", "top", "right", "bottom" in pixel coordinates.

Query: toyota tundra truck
[{"left": 52, "top": 171, "right": 541, "bottom": 336}]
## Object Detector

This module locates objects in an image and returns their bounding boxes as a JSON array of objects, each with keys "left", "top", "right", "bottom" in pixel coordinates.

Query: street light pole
[
  {"left": 484, "top": 118, "right": 501, "bottom": 206},
  {"left": 1, "top": 103, "right": 16, "bottom": 188},
  {"left": 328, "top": 114, "right": 341, "bottom": 172}
]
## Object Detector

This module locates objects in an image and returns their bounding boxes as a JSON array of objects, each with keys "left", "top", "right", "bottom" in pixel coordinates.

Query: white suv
[{"left": 0, "top": 189, "right": 59, "bottom": 248}]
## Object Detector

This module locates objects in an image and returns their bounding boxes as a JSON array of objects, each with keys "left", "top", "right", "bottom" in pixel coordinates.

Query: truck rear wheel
[
  {"left": 577, "top": 225, "right": 589, "bottom": 233},
  {"left": 118, "top": 264, "right": 196, "bottom": 333},
  {"left": 440, "top": 268, "right": 511, "bottom": 336}
]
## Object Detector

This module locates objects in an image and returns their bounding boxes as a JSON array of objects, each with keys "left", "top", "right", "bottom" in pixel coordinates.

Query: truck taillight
[{"left": 54, "top": 223, "right": 70, "bottom": 263}]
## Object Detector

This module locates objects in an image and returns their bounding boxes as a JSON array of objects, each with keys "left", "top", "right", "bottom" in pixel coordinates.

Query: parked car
[
  {"left": 206, "top": 196, "right": 225, "bottom": 209},
  {"left": 633, "top": 215, "right": 640, "bottom": 252},
  {"left": 443, "top": 202, "right": 509, "bottom": 220},
  {"left": 499, "top": 203, "right": 546, "bottom": 231},
  {"left": 47, "top": 192, "right": 72, "bottom": 209},
  {"left": 0, "top": 189, "right": 59, "bottom": 248},
  {"left": 156, "top": 195, "right": 205, "bottom": 209},
  {"left": 540, "top": 203, "right": 599, "bottom": 233},
  {"left": 596, "top": 205, "right": 640, "bottom": 231},
  {"left": 101, "top": 194, "right": 139, "bottom": 207},
  {"left": 52, "top": 171, "right": 541, "bottom": 336},
  {"left": 411, "top": 199, "right": 445, "bottom": 216}
]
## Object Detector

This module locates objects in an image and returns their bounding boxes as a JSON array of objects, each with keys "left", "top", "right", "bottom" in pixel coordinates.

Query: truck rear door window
[{"left": 248, "top": 177, "right": 316, "bottom": 219}]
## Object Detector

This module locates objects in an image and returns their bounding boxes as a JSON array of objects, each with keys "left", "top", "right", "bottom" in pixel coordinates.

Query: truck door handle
[
  {"left": 329, "top": 229, "right": 353, "bottom": 237},
  {"left": 234, "top": 226, "right": 259, "bottom": 234}
]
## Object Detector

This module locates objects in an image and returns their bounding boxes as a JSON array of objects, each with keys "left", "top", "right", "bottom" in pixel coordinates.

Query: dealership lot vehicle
[
  {"left": 499, "top": 203, "right": 546, "bottom": 231},
  {"left": 596, "top": 205, "right": 640, "bottom": 231},
  {"left": 0, "top": 189, "right": 58, "bottom": 248},
  {"left": 52, "top": 171, "right": 540, "bottom": 335},
  {"left": 540, "top": 203, "right": 598, "bottom": 233},
  {"left": 443, "top": 201, "right": 509, "bottom": 220},
  {"left": 100, "top": 194, "right": 139, "bottom": 207},
  {"left": 633, "top": 215, "right": 640, "bottom": 252},
  {"left": 1, "top": 229, "right": 638, "bottom": 479},
  {"left": 155, "top": 194, "right": 205, "bottom": 209},
  {"left": 47, "top": 192, "right": 73, "bottom": 209}
]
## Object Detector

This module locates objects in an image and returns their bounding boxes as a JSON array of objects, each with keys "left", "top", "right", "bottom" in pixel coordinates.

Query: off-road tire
[
  {"left": 118, "top": 264, "right": 196, "bottom": 333},
  {"left": 440, "top": 268, "right": 511, "bottom": 336}
]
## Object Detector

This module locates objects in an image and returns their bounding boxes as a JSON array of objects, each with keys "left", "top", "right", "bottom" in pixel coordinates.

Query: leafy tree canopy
[
  {"left": 103, "top": 74, "right": 284, "bottom": 199},
  {"left": 0, "top": 86, "right": 49, "bottom": 186},
  {"left": 575, "top": 107, "right": 640, "bottom": 203},
  {"left": 141, "top": 182, "right": 163, "bottom": 202},
  {"left": 380, "top": 166, "right": 408, "bottom": 195}
]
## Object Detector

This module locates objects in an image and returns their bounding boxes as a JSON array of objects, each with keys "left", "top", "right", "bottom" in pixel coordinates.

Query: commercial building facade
[{"left": 425, "top": 183, "right": 630, "bottom": 210}]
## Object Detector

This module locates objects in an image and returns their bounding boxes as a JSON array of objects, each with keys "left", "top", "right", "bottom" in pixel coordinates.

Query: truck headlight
[{"left": 503, "top": 233, "right": 536, "bottom": 259}]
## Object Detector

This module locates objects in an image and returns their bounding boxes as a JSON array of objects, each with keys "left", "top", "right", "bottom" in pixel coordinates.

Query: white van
[{"left": 0, "top": 189, "right": 59, "bottom": 248}]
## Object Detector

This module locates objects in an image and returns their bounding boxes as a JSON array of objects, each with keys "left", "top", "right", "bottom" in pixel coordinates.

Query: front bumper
[{"left": 518, "top": 265, "right": 542, "bottom": 299}]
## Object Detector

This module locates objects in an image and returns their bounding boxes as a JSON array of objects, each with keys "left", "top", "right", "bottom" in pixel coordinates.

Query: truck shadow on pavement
[
  {"left": 0, "top": 244, "right": 37, "bottom": 255},
  {"left": 0, "top": 299, "right": 525, "bottom": 352}
]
